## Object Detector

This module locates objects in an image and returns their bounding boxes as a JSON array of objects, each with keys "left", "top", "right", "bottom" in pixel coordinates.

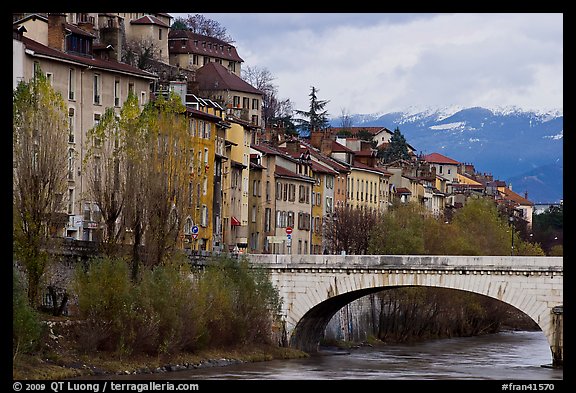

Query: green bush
[
  {"left": 72, "top": 255, "right": 282, "bottom": 355},
  {"left": 13, "top": 267, "right": 43, "bottom": 358},
  {"left": 72, "top": 257, "right": 135, "bottom": 352}
]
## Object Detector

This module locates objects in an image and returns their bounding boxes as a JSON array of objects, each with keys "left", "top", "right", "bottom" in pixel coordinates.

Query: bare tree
[
  {"left": 324, "top": 205, "right": 379, "bottom": 255},
  {"left": 181, "top": 14, "right": 234, "bottom": 43},
  {"left": 13, "top": 69, "right": 69, "bottom": 307},
  {"left": 339, "top": 108, "right": 353, "bottom": 130},
  {"left": 83, "top": 104, "right": 131, "bottom": 256},
  {"left": 123, "top": 38, "right": 162, "bottom": 70},
  {"left": 242, "top": 65, "right": 293, "bottom": 129}
]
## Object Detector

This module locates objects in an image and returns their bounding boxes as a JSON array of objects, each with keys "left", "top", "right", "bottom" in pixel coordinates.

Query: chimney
[
  {"left": 524, "top": 191, "right": 528, "bottom": 200},
  {"left": 47, "top": 13, "right": 67, "bottom": 51},
  {"left": 321, "top": 138, "right": 333, "bottom": 156},
  {"left": 286, "top": 139, "right": 300, "bottom": 154}
]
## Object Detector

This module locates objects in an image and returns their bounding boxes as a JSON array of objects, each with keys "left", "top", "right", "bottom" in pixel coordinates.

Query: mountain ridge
[{"left": 329, "top": 106, "right": 563, "bottom": 203}]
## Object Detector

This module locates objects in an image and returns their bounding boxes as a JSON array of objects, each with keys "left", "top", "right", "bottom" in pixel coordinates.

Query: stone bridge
[{"left": 246, "top": 254, "right": 563, "bottom": 367}]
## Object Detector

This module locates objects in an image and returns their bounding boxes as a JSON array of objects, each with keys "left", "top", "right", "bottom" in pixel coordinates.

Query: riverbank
[{"left": 12, "top": 316, "right": 309, "bottom": 380}]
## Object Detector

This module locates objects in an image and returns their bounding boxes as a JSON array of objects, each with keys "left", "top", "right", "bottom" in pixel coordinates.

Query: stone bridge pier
[{"left": 247, "top": 254, "right": 563, "bottom": 368}]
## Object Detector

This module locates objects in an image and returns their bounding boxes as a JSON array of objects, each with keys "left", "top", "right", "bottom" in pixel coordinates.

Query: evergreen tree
[
  {"left": 294, "top": 86, "right": 330, "bottom": 134},
  {"left": 378, "top": 127, "right": 410, "bottom": 163}
]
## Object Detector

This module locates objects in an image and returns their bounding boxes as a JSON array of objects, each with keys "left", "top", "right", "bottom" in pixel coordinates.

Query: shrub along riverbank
[{"left": 13, "top": 256, "right": 308, "bottom": 380}]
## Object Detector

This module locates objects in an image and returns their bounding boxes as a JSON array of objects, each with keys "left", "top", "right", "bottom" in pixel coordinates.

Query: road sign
[
  {"left": 287, "top": 234, "right": 292, "bottom": 240},
  {"left": 191, "top": 233, "right": 198, "bottom": 239},
  {"left": 191, "top": 225, "right": 199, "bottom": 234},
  {"left": 286, "top": 227, "right": 293, "bottom": 235}
]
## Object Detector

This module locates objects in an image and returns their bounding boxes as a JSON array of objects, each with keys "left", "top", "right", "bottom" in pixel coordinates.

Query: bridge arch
[{"left": 247, "top": 254, "right": 563, "bottom": 367}]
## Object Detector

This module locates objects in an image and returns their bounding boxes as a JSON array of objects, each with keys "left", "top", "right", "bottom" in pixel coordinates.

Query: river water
[{"left": 91, "top": 330, "right": 562, "bottom": 381}]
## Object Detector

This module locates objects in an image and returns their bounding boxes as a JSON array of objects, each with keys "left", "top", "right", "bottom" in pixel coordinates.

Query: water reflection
[{"left": 83, "top": 331, "right": 562, "bottom": 380}]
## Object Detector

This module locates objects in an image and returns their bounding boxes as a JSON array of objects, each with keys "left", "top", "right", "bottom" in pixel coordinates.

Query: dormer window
[{"left": 66, "top": 34, "right": 93, "bottom": 56}]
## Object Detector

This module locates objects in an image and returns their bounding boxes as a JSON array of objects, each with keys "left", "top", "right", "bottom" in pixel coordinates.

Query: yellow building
[
  {"left": 181, "top": 107, "right": 223, "bottom": 253},
  {"left": 347, "top": 162, "right": 387, "bottom": 213},
  {"left": 222, "top": 117, "right": 256, "bottom": 253}
]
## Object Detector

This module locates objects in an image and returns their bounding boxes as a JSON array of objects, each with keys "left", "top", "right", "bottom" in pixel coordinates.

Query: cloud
[{"left": 169, "top": 13, "right": 563, "bottom": 116}]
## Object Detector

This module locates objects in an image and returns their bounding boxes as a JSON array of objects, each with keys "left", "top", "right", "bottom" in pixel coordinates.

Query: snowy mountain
[{"left": 330, "top": 106, "right": 563, "bottom": 203}]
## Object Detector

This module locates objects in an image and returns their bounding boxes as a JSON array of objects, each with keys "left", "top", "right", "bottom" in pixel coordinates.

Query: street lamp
[{"left": 509, "top": 215, "right": 514, "bottom": 256}]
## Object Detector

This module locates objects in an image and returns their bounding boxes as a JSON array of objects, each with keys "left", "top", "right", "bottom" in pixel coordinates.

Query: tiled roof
[
  {"left": 354, "top": 149, "right": 376, "bottom": 157},
  {"left": 310, "top": 160, "right": 338, "bottom": 175},
  {"left": 423, "top": 152, "right": 460, "bottom": 165},
  {"left": 395, "top": 187, "right": 412, "bottom": 194},
  {"left": 502, "top": 188, "right": 534, "bottom": 206},
  {"left": 196, "top": 62, "right": 262, "bottom": 95},
  {"left": 130, "top": 15, "right": 170, "bottom": 28},
  {"left": 65, "top": 22, "right": 96, "bottom": 38},
  {"left": 331, "top": 140, "right": 355, "bottom": 153},
  {"left": 20, "top": 36, "right": 157, "bottom": 79},
  {"left": 352, "top": 161, "right": 392, "bottom": 176},
  {"left": 252, "top": 144, "right": 284, "bottom": 156},
  {"left": 168, "top": 30, "right": 243, "bottom": 62},
  {"left": 274, "top": 166, "right": 315, "bottom": 183},
  {"left": 329, "top": 126, "right": 392, "bottom": 136}
]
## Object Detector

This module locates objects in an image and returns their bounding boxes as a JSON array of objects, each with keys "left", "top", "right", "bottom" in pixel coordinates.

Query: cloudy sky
[{"left": 169, "top": 13, "right": 563, "bottom": 117}]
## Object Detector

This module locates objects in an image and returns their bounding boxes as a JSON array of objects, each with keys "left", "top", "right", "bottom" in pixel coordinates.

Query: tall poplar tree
[{"left": 13, "top": 69, "right": 69, "bottom": 307}]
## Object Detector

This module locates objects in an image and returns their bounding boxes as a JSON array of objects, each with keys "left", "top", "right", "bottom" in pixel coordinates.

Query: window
[
  {"left": 67, "top": 188, "right": 74, "bottom": 215},
  {"left": 93, "top": 73, "right": 101, "bottom": 104},
  {"left": 184, "top": 217, "right": 193, "bottom": 234},
  {"left": 158, "top": 28, "right": 162, "bottom": 40},
  {"left": 266, "top": 181, "right": 271, "bottom": 201},
  {"left": 140, "top": 91, "right": 146, "bottom": 105},
  {"left": 33, "top": 62, "right": 40, "bottom": 80},
  {"left": 68, "top": 69, "right": 75, "bottom": 100},
  {"left": 326, "top": 176, "right": 334, "bottom": 189},
  {"left": 253, "top": 180, "right": 258, "bottom": 196},
  {"left": 251, "top": 115, "right": 259, "bottom": 126},
  {"left": 114, "top": 80, "right": 120, "bottom": 107},
  {"left": 243, "top": 97, "right": 250, "bottom": 108},
  {"left": 68, "top": 108, "right": 75, "bottom": 143},
  {"left": 287, "top": 211, "right": 294, "bottom": 228},
  {"left": 252, "top": 98, "right": 259, "bottom": 110},
  {"left": 93, "top": 114, "right": 102, "bottom": 147},
  {"left": 289, "top": 184, "right": 296, "bottom": 201},
  {"left": 233, "top": 96, "right": 240, "bottom": 107},
  {"left": 128, "top": 82, "right": 134, "bottom": 95},
  {"left": 94, "top": 156, "right": 101, "bottom": 182},
  {"left": 326, "top": 197, "right": 333, "bottom": 214},
  {"left": 188, "top": 181, "right": 193, "bottom": 207},
  {"left": 276, "top": 182, "right": 282, "bottom": 200},
  {"left": 201, "top": 205, "right": 208, "bottom": 227},
  {"left": 251, "top": 205, "right": 256, "bottom": 222},
  {"left": 46, "top": 73, "right": 53, "bottom": 85},
  {"left": 68, "top": 148, "right": 75, "bottom": 180},
  {"left": 265, "top": 208, "right": 271, "bottom": 231}
]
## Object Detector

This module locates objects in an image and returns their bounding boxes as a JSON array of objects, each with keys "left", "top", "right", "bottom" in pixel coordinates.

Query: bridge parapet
[{"left": 247, "top": 254, "right": 563, "bottom": 272}]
